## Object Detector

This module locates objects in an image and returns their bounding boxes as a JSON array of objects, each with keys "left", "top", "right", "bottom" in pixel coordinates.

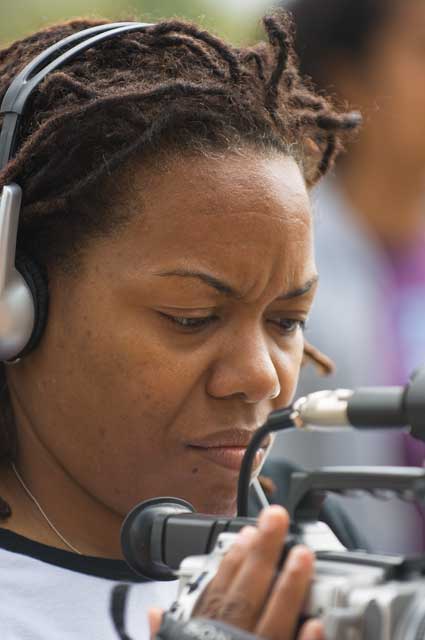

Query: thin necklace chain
[{"left": 11, "top": 463, "right": 82, "bottom": 555}]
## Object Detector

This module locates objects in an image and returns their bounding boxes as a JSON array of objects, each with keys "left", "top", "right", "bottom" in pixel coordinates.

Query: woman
[{"left": 0, "top": 12, "right": 355, "bottom": 639}]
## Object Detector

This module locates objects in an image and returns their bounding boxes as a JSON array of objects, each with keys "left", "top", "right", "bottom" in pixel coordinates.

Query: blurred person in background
[{"left": 278, "top": 0, "right": 425, "bottom": 468}]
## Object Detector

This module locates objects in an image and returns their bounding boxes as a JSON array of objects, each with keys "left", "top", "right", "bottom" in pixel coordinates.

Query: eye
[
  {"left": 159, "top": 312, "right": 218, "bottom": 331},
  {"left": 271, "top": 318, "right": 307, "bottom": 335}
]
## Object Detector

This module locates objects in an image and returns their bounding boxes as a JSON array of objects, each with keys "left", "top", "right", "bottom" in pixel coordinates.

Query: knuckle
[
  {"left": 196, "top": 592, "right": 254, "bottom": 627},
  {"left": 195, "top": 593, "right": 226, "bottom": 619},
  {"left": 218, "top": 596, "right": 254, "bottom": 627},
  {"left": 219, "top": 545, "right": 245, "bottom": 569}
]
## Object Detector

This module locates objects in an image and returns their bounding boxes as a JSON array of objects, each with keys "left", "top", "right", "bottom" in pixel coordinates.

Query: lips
[
  {"left": 186, "top": 429, "right": 271, "bottom": 473},
  {"left": 187, "top": 428, "right": 271, "bottom": 449}
]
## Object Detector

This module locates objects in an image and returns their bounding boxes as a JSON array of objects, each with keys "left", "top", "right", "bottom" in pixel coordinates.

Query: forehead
[
  {"left": 130, "top": 151, "right": 310, "bottom": 231},
  {"left": 103, "top": 151, "right": 313, "bottom": 288},
  {"left": 165, "top": 151, "right": 308, "bottom": 213}
]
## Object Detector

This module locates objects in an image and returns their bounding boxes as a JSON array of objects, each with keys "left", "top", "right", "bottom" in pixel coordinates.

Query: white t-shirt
[{"left": 0, "top": 528, "right": 178, "bottom": 640}]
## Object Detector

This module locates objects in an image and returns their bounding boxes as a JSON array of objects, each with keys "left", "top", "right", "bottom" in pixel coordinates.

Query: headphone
[{"left": 0, "top": 21, "right": 154, "bottom": 363}]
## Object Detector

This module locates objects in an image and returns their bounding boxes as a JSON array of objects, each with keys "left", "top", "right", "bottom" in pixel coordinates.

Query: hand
[{"left": 149, "top": 505, "right": 324, "bottom": 640}]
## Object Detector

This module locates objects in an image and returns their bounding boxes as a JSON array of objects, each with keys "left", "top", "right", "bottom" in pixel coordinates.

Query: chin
[
  {"left": 151, "top": 466, "right": 241, "bottom": 516},
  {"left": 189, "top": 489, "right": 238, "bottom": 516}
]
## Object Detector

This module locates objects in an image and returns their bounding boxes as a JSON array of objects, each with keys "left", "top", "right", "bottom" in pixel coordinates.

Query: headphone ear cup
[{"left": 13, "top": 253, "right": 49, "bottom": 359}]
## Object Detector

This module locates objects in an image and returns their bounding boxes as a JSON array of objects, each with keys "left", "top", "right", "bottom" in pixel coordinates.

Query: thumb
[{"left": 148, "top": 608, "right": 164, "bottom": 639}]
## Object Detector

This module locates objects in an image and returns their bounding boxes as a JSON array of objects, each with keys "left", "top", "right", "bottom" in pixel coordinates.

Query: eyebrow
[
  {"left": 154, "top": 269, "right": 319, "bottom": 300},
  {"left": 279, "top": 276, "right": 319, "bottom": 300}
]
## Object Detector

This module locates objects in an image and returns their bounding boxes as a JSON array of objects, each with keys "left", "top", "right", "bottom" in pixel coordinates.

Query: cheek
[
  {"left": 72, "top": 331, "right": 200, "bottom": 442},
  {"left": 36, "top": 336, "right": 214, "bottom": 514},
  {"left": 273, "top": 333, "right": 305, "bottom": 408},
  {"left": 35, "top": 296, "right": 209, "bottom": 479}
]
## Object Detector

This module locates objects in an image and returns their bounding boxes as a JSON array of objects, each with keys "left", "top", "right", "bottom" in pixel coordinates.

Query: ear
[{"left": 302, "top": 339, "right": 335, "bottom": 377}]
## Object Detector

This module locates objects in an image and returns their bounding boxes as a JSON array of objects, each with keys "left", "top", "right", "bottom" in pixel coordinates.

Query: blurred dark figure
[{"left": 282, "top": 0, "right": 425, "bottom": 466}]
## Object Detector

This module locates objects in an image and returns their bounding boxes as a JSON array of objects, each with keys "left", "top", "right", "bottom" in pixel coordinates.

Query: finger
[
  {"left": 216, "top": 506, "right": 290, "bottom": 631},
  {"left": 148, "top": 608, "right": 163, "bottom": 639},
  {"left": 193, "top": 526, "right": 257, "bottom": 618},
  {"left": 256, "top": 545, "right": 315, "bottom": 640},
  {"left": 298, "top": 619, "right": 326, "bottom": 640}
]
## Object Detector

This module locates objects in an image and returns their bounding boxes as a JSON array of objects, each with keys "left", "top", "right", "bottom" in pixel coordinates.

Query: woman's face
[{"left": 12, "top": 151, "right": 316, "bottom": 517}]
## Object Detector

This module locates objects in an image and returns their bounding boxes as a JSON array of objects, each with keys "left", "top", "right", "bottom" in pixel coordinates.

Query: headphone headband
[
  {"left": 0, "top": 21, "right": 153, "bottom": 170},
  {"left": 0, "top": 20, "right": 155, "bottom": 361}
]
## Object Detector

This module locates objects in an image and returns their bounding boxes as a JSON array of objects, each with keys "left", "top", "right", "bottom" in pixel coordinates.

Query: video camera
[{"left": 119, "top": 366, "right": 425, "bottom": 640}]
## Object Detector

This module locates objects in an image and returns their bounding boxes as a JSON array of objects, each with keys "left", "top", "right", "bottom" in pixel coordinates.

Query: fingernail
[
  {"left": 235, "top": 525, "right": 257, "bottom": 547},
  {"left": 311, "top": 627, "right": 324, "bottom": 640},
  {"left": 258, "top": 505, "right": 286, "bottom": 533},
  {"left": 287, "top": 546, "right": 313, "bottom": 571},
  {"left": 304, "top": 620, "right": 324, "bottom": 640}
]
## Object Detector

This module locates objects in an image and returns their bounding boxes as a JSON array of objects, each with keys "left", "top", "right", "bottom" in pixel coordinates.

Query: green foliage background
[{"left": 0, "top": 0, "right": 270, "bottom": 47}]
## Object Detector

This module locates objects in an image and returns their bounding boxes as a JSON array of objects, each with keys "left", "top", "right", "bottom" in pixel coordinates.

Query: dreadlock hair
[{"left": 0, "top": 10, "right": 360, "bottom": 515}]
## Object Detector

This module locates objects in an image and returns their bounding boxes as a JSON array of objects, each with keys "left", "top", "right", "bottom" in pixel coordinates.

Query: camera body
[
  {"left": 121, "top": 469, "right": 425, "bottom": 640},
  {"left": 170, "top": 527, "right": 425, "bottom": 640},
  {"left": 149, "top": 466, "right": 425, "bottom": 640}
]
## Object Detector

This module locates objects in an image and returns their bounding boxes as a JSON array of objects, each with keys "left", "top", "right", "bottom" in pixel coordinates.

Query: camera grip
[{"left": 287, "top": 467, "right": 425, "bottom": 522}]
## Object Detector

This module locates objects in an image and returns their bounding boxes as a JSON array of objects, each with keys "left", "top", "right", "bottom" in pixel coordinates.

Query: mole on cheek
[{"left": 191, "top": 467, "right": 199, "bottom": 474}]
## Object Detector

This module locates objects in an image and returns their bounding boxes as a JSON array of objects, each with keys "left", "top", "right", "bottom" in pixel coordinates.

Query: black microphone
[{"left": 293, "top": 365, "right": 425, "bottom": 440}]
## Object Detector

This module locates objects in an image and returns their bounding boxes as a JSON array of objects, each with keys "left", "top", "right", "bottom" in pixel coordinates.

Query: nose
[{"left": 206, "top": 329, "right": 281, "bottom": 403}]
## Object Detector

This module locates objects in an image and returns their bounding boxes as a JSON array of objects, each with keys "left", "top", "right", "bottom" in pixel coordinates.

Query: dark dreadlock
[{"left": 0, "top": 11, "right": 359, "bottom": 517}]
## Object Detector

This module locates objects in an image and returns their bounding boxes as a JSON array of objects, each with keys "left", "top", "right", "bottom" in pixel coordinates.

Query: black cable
[
  {"left": 237, "top": 407, "right": 295, "bottom": 517},
  {"left": 110, "top": 584, "right": 134, "bottom": 640}
]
